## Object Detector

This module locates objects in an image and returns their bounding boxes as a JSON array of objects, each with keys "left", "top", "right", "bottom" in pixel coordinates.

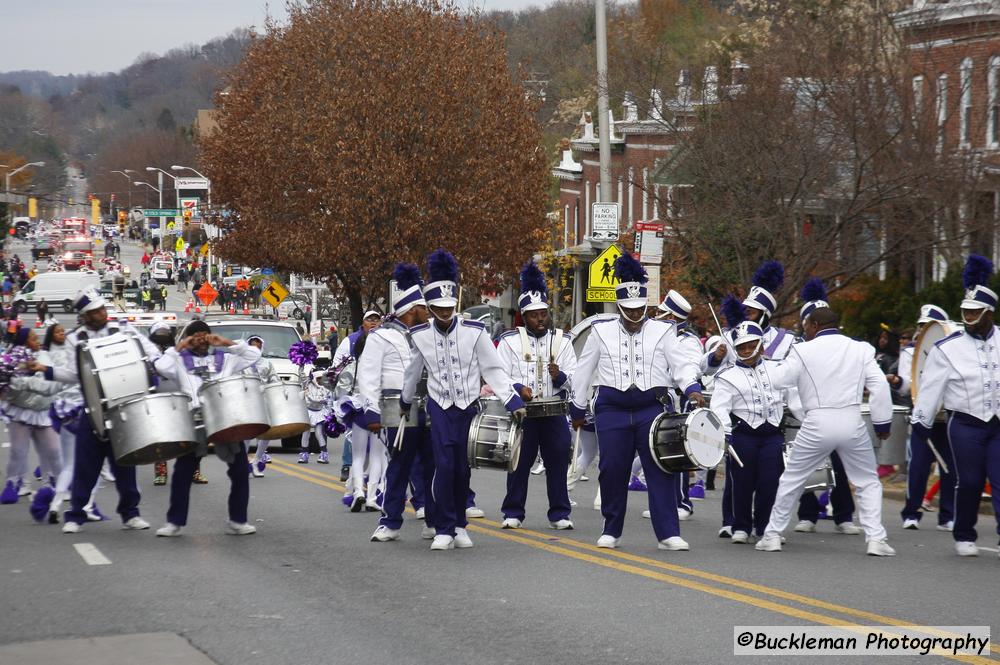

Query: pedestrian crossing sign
[
  {"left": 587, "top": 245, "right": 621, "bottom": 302},
  {"left": 262, "top": 280, "right": 289, "bottom": 307}
]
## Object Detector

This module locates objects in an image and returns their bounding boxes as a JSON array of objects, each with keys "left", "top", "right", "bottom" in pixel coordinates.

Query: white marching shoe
[
  {"left": 730, "top": 530, "right": 749, "bottom": 544},
  {"left": 454, "top": 528, "right": 474, "bottom": 548},
  {"left": 414, "top": 507, "right": 425, "bottom": 520},
  {"left": 62, "top": 521, "right": 82, "bottom": 534},
  {"left": 550, "top": 519, "right": 574, "bottom": 530},
  {"left": 225, "top": 521, "right": 257, "bottom": 535},
  {"left": 902, "top": 518, "right": 919, "bottom": 530},
  {"left": 866, "top": 539, "right": 896, "bottom": 556},
  {"left": 677, "top": 508, "right": 692, "bottom": 521},
  {"left": 501, "top": 518, "right": 522, "bottom": 529},
  {"left": 793, "top": 520, "right": 816, "bottom": 533},
  {"left": 936, "top": 521, "right": 954, "bottom": 531},
  {"left": 955, "top": 541, "right": 979, "bottom": 557},
  {"left": 834, "top": 522, "right": 862, "bottom": 535},
  {"left": 596, "top": 534, "right": 621, "bottom": 549},
  {"left": 658, "top": 536, "right": 689, "bottom": 551},
  {"left": 641, "top": 510, "right": 651, "bottom": 519},
  {"left": 718, "top": 526, "right": 732, "bottom": 538},
  {"left": 122, "top": 517, "right": 150, "bottom": 530},
  {"left": 430, "top": 534, "right": 455, "bottom": 550},
  {"left": 755, "top": 534, "right": 783, "bottom": 552},
  {"left": 156, "top": 523, "right": 182, "bottom": 537},
  {"left": 421, "top": 526, "right": 436, "bottom": 540},
  {"left": 370, "top": 525, "right": 400, "bottom": 542},
  {"left": 465, "top": 506, "right": 485, "bottom": 519}
]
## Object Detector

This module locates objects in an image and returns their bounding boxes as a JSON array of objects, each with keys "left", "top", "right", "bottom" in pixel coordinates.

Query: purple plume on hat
[
  {"left": 612, "top": 252, "right": 647, "bottom": 284},
  {"left": 963, "top": 254, "right": 994, "bottom": 289},
  {"left": 799, "top": 277, "right": 827, "bottom": 303},
  {"left": 392, "top": 262, "right": 423, "bottom": 291},
  {"left": 752, "top": 260, "right": 785, "bottom": 292},
  {"left": 426, "top": 249, "right": 459, "bottom": 283},
  {"left": 722, "top": 294, "right": 746, "bottom": 329}
]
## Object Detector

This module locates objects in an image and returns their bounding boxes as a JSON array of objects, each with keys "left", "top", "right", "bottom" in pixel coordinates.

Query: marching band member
[
  {"left": 152, "top": 320, "right": 261, "bottom": 537},
  {"left": 28, "top": 289, "right": 158, "bottom": 534},
  {"left": 400, "top": 249, "right": 525, "bottom": 551},
  {"left": 570, "top": 253, "right": 705, "bottom": 550},
  {"left": 246, "top": 335, "right": 278, "bottom": 478},
  {"left": 652, "top": 289, "right": 705, "bottom": 516},
  {"left": 364, "top": 263, "right": 436, "bottom": 542},
  {"left": 148, "top": 322, "right": 178, "bottom": 486},
  {"left": 911, "top": 256, "right": 1000, "bottom": 558},
  {"left": 886, "top": 304, "right": 955, "bottom": 531},
  {"left": 756, "top": 307, "right": 896, "bottom": 556},
  {"left": 496, "top": 261, "right": 576, "bottom": 530},
  {"left": 710, "top": 320, "right": 791, "bottom": 543},
  {"left": 792, "top": 280, "right": 861, "bottom": 536}
]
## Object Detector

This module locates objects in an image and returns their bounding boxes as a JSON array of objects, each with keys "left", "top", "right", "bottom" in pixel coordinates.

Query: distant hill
[{"left": 0, "top": 71, "right": 81, "bottom": 99}]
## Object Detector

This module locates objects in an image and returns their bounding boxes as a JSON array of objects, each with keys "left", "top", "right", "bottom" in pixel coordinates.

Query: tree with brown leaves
[{"left": 201, "top": 0, "right": 550, "bottom": 326}]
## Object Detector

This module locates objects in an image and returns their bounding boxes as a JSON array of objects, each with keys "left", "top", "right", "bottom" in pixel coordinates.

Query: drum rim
[
  {"left": 680, "top": 408, "right": 725, "bottom": 469},
  {"left": 77, "top": 333, "right": 152, "bottom": 434}
]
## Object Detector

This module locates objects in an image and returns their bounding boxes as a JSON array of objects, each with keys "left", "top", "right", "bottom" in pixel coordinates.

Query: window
[
  {"left": 937, "top": 74, "right": 948, "bottom": 151},
  {"left": 988, "top": 57, "right": 1000, "bottom": 146},
  {"left": 912, "top": 75, "right": 924, "bottom": 119},
  {"left": 960, "top": 58, "right": 973, "bottom": 146}
]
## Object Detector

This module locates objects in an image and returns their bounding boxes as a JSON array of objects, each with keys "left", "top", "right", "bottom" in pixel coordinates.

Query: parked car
[
  {"left": 12, "top": 272, "right": 101, "bottom": 313},
  {"left": 31, "top": 240, "right": 54, "bottom": 261}
]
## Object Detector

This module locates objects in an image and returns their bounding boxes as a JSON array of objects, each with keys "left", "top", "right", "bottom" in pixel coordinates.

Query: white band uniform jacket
[
  {"left": 153, "top": 341, "right": 262, "bottom": 409},
  {"left": 357, "top": 319, "right": 412, "bottom": 423},
  {"left": 912, "top": 326, "right": 1000, "bottom": 428},
  {"left": 401, "top": 318, "right": 521, "bottom": 410},
  {"left": 672, "top": 325, "right": 706, "bottom": 390},
  {"left": 49, "top": 321, "right": 162, "bottom": 385},
  {"left": 894, "top": 343, "right": 915, "bottom": 395},
  {"left": 496, "top": 328, "right": 577, "bottom": 400},
  {"left": 711, "top": 359, "right": 800, "bottom": 434},
  {"left": 570, "top": 318, "right": 702, "bottom": 415},
  {"left": 771, "top": 329, "right": 892, "bottom": 431},
  {"left": 704, "top": 326, "right": 795, "bottom": 376}
]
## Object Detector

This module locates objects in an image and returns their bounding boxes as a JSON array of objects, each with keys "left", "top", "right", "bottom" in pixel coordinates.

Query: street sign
[
  {"left": 196, "top": 282, "right": 218, "bottom": 306},
  {"left": 587, "top": 244, "right": 622, "bottom": 302},
  {"left": 262, "top": 280, "right": 289, "bottom": 307},
  {"left": 634, "top": 221, "right": 665, "bottom": 264},
  {"left": 167, "top": 221, "right": 176, "bottom": 231},
  {"left": 179, "top": 197, "right": 200, "bottom": 217},
  {"left": 261, "top": 268, "right": 274, "bottom": 276},
  {"left": 199, "top": 244, "right": 209, "bottom": 257},
  {"left": 591, "top": 203, "right": 620, "bottom": 241},
  {"left": 309, "top": 319, "right": 322, "bottom": 338},
  {"left": 175, "top": 177, "right": 209, "bottom": 190},
  {"left": 142, "top": 208, "right": 180, "bottom": 217},
  {"left": 645, "top": 265, "right": 661, "bottom": 306}
]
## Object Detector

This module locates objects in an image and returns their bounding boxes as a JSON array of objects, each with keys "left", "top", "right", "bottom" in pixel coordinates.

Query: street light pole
[
  {"left": 172, "top": 164, "right": 213, "bottom": 270},
  {"left": 111, "top": 170, "right": 132, "bottom": 209},
  {"left": 5, "top": 161, "right": 46, "bottom": 193},
  {"left": 134, "top": 181, "right": 161, "bottom": 241}
]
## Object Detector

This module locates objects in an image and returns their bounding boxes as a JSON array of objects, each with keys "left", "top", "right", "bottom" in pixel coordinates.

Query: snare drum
[
  {"left": 648, "top": 408, "right": 726, "bottom": 473},
  {"left": 524, "top": 397, "right": 568, "bottom": 419},
  {"left": 467, "top": 397, "right": 522, "bottom": 472},
  {"left": 380, "top": 394, "right": 414, "bottom": 429},
  {"left": 862, "top": 403, "right": 911, "bottom": 466},
  {"left": 781, "top": 416, "right": 836, "bottom": 491},
  {"left": 198, "top": 375, "right": 270, "bottom": 443},
  {"left": 108, "top": 393, "right": 198, "bottom": 465},
  {"left": 77, "top": 332, "right": 154, "bottom": 437}
]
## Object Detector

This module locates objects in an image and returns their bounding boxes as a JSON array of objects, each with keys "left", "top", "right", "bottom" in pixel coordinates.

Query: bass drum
[
  {"left": 911, "top": 320, "right": 959, "bottom": 401},
  {"left": 108, "top": 393, "right": 198, "bottom": 465},
  {"left": 570, "top": 313, "right": 619, "bottom": 357},
  {"left": 77, "top": 332, "right": 154, "bottom": 437},
  {"left": 648, "top": 408, "right": 726, "bottom": 473},
  {"left": 467, "top": 397, "right": 522, "bottom": 472}
]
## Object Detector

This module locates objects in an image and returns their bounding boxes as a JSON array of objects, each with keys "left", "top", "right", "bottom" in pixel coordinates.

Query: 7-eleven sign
[{"left": 179, "top": 197, "right": 200, "bottom": 218}]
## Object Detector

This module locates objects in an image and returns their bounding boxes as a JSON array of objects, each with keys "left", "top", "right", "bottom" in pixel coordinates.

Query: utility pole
[{"left": 595, "top": 0, "right": 612, "bottom": 208}]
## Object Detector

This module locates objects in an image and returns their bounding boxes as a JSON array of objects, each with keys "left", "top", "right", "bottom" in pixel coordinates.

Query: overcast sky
[{"left": 1, "top": 0, "right": 551, "bottom": 75}]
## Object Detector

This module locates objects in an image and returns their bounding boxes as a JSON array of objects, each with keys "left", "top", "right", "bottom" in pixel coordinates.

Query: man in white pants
[{"left": 756, "top": 307, "right": 896, "bottom": 556}]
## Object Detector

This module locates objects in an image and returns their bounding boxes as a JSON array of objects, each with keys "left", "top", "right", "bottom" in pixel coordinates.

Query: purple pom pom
[
  {"left": 288, "top": 341, "right": 318, "bottom": 367},
  {"left": 426, "top": 249, "right": 460, "bottom": 283},
  {"left": 962, "top": 254, "right": 994, "bottom": 289},
  {"left": 392, "top": 263, "right": 424, "bottom": 291},
  {"left": 613, "top": 251, "right": 648, "bottom": 284},
  {"left": 799, "top": 277, "right": 827, "bottom": 303},
  {"left": 29, "top": 486, "right": 55, "bottom": 523},
  {"left": 752, "top": 260, "right": 785, "bottom": 292},
  {"left": 322, "top": 412, "right": 346, "bottom": 439},
  {"left": 519, "top": 260, "right": 548, "bottom": 295},
  {"left": 721, "top": 294, "right": 747, "bottom": 329}
]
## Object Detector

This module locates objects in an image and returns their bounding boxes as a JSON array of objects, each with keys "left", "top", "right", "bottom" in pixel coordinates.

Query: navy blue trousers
[
  {"left": 65, "top": 424, "right": 140, "bottom": 525},
  {"left": 677, "top": 471, "right": 693, "bottom": 513},
  {"left": 408, "top": 451, "right": 427, "bottom": 510},
  {"left": 594, "top": 387, "right": 679, "bottom": 540},
  {"left": 427, "top": 401, "right": 477, "bottom": 536},
  {"left": 726, "top": 427, "right": 784, "bottom": 536},
  {"left": 501, "top": 415, "right": 572, "bottom": 522},
  {"left": 797, "top": 451, "right": 855, "bottom": 524},
  {"left": 902, "top": 421, "right": 954, "bottom": 524},
  {"left": 380, "top": 425, "right": 435, "bottom": 530},
  {"left": 947, "top": 413, "right": 1000, "bottom": 543},
  {"left": 166, "top": 445, "right": 249, "bottom": 527}
]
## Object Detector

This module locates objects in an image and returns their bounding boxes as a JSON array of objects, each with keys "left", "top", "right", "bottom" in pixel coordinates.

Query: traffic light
[
  {"left": 118, "top": 210, "right": 126, "bottom": 223},
  {"left": 183, "top": 209, "right": 193, "bottom": 226}
]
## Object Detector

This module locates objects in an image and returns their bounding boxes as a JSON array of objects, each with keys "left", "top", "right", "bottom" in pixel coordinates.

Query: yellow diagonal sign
[{"left": 261, "top": 279, "right": 289, "bottom": 307}]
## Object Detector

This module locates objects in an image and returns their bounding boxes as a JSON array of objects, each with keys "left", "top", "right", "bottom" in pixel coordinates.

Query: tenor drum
[
  {"left": 862, "top": 404, "right": 911, "bottom": 466},
  {"left": 648, "top": 408, "right": 726, "bottom": 473},
  {"left": 380, "top": 394, "right": 417, "bottom": 429},
  {"left": 569, "top": 313, "right": 618, "bottom": 357},
  {"left": 108, "top": 393, "right": 198, "bottom": 465},
  {"left": 467, "top": 397, "right": 522, "bottom": 472},
  {"left": 198, "top": 375, "right": 269, "bottom": 443},
  {"left": 77, "top": 332, "right": 154, "bottom": 437},
  {"left": 781, "top": 416, "right": 836, "bottom": 492},
  {"left": 259, "top": 382, "right": 311, "bottom": 440},
  {"left": 525, "top": 397, "right": 568, "bottom": 419},
  {"left": 911, "top": 320, "right": 959, "bottom": 401}
]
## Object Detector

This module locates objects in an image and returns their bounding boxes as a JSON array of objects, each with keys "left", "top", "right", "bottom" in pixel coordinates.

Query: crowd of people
[{"left": 0, "top": 243, "right": 997, "bottom": 563}]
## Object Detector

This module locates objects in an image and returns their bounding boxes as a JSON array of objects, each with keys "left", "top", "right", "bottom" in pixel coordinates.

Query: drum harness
[{"left": 516, "top": 326, "right": 563, "bottom": 398}]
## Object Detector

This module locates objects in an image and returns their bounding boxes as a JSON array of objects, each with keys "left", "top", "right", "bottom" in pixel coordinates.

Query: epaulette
[
  {"left": 935, "top": 331, "right": 963, "bottom": 347},
  {"left": 461, "top": 319, "right": 486, "bottom": 330},
  {"left": 409, "top": 322, "right": 430, "bottom": 333},
  {"left": 498, "top": 329, "right": 518, "bottom": 340}
]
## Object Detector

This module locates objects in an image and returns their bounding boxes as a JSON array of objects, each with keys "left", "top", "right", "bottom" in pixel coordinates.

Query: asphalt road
[{"left": 2, "top": 239, "right": 999, "bottom": 665}]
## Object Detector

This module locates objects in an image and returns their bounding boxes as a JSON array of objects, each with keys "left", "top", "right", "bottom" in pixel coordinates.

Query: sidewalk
[{"left": 0, "top": 633, "right": 217, "bottom": 665}]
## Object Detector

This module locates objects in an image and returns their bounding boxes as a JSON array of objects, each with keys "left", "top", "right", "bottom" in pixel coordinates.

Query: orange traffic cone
[
  {"left": 34, "top": 320, "right": 43, "bottom": 328},
  {"left": 184, "top": 299, "right": 193, "bottom": 313},
  {"left": 229, "top": 306, "right": 236, "bottom": 314},
  {"left": 194, "top": 304, "right": 202, "bottom": 313},
  {"left": 242, "top": 307, "right": 250, "bottom": 315}
]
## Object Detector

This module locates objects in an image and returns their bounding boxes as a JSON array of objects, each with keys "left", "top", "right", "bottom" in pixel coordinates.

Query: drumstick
[
  {"left": 925, "top": 439, "right": 950, "bottom": 475},
  {"left": 392, "top": 419, "right": 406, "bottom": 453},
  {"left": 568, "top": 426, "right": 581, "bottom": 480},
  {"left": 727, "top": 444, "right": 745, "bottom": 468}
]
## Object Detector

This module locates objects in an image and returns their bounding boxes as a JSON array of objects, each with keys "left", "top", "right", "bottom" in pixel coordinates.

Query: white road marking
[{"left": 73, "top": 543, "right": 112, "bottom": 565}]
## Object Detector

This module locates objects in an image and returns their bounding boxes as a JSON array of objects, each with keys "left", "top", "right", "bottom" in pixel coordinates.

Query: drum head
[
  {"left": 569, "top": 313, "right": 618, "bottom": 357},
  {"left": 77, "top": 333, "right": 150, "bottom": 436},
  {"left": 911, "top": 320, "right": 957, "bottom": 400},
  {"left": 682, "top": 408, "right": 726, "bottom": 469}
]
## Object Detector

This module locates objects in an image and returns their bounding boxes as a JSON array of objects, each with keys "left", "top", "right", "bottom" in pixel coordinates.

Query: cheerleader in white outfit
[
  {"left": 300, "top": 370, "right": 332, "bottom": 464},
  {"left": 247, "top": 336, "right": 278, "bottom": 477}
]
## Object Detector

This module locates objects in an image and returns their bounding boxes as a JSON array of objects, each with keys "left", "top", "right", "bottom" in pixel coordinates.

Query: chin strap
[
  {"left": 431, "top": 310, "right": 454, "bottom": 325},
  {"left": 617, "top": 304, "right": 647, "bottom": 324},
  {"left": 736, "top": 340, "right": 763, "bottom": 363},
  {"left": 962, "top": 309, "right": 987, "bottom": 326}
]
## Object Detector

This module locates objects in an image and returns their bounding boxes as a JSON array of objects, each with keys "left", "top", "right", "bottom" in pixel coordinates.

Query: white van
[
  {"left": 150, "top": 259, "right": 174, "bottom": 284},
  {"left": 13, "top": 272, "right": 101, "bottom": 314}
]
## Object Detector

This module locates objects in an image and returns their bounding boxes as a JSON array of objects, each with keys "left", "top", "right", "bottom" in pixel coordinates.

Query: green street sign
[{"left": 142, "top": 208, "right": 180, "bottom": 217}]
